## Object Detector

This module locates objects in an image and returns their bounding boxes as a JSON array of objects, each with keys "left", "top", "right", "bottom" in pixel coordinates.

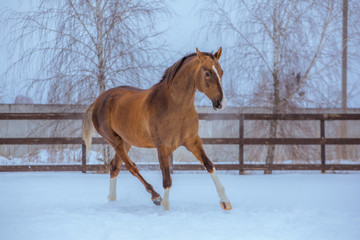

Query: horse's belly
[
  {"left": 120, "top": 132, "right": 156, "bottom": 148},
  {"left": 113, "top": 114, "right": 156, "bottom": 148}
]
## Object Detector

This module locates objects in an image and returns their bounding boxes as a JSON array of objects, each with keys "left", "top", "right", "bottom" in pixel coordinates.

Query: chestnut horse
[{"left": 82, "top": 48, "right": 232, "bottom": 210}]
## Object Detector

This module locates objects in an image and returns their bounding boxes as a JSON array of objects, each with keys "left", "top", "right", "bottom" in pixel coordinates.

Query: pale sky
[
  {"left": 0, "top": 1, "right": 358, "bottom": 107},
  {"left": 0, "top": 0, "right": 222, "bottom": 103}
]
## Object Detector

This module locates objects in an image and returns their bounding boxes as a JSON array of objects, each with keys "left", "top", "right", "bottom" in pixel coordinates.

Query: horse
[{"left": 82, "top": 47, "right": 232, "bottom": 210}]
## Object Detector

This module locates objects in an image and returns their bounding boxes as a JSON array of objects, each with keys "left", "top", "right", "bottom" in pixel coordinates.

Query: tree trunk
[
  {"left": 94, "top": 0, "right": 109, "bottom": 169},
  {"left": 341, "top": 0, "right": 348, "bottom": 160},
  {"left": 95, "top": 0, "right": 106, "bottom": 94},
  {"left": 265, "top": 71, "right": 280, "bottom": 174},
  {"left": 264, "top": 1, "right": 281, "bottom": 174}
]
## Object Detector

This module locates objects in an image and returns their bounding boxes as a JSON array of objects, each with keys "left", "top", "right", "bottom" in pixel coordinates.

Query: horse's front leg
[
  {"left": 157, "top": 146, "right": 173, "bottom": 210},
  {"left": 185, "top": 136, "right": 232, "bottom": 210}
]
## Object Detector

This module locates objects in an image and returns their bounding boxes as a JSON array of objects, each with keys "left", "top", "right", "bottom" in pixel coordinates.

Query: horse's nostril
[
  {"left": 212, "top": 99, "right": 222, "bottom": 110},
  {"left": 215, "top": 100, "right": 222, "bottom": 109}
]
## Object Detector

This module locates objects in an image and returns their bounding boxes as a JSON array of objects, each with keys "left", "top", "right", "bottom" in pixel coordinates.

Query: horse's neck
[
  {"left": 168, "top": 65, "right": 197, "bottom": 110},
  {"left": 148, "top": 59, "right": 197, "bottom": 112}
]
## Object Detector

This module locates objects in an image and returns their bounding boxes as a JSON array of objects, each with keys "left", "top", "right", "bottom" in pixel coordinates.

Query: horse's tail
[{"left": 82, "top": 103, "right": 95, "bottom": 153}]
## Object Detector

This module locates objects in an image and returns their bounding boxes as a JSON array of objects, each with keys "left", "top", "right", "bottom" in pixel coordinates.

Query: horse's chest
[{"left": 151, "top": 115, "right": 198, "bottom": 146}]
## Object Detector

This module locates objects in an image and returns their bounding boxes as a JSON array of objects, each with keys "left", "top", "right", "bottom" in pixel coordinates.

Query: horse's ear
[
  {"left": 214, "top": 47, "right": 222, "bottom": 60},
  {"left": 196, "top": 48, "right": 206, "bottom": 61}
]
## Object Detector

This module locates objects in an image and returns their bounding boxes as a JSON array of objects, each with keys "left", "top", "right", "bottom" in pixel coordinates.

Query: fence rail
[{"left": 1, "top": 112, "right": 360, "bottom": 174}]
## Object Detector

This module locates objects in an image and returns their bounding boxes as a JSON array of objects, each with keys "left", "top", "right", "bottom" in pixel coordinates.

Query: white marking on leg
[
  {"left": 161, "top": 188, "right": 170, "bottom": 210},
  {"left": 210, "top": 170, "right": 230, "bottom": 203},
  {"left": 212, "top": 65, "right": 226, "bottom": 110},
  {"left": 108, "top": 177, "right": 117, "bottom": 201}
]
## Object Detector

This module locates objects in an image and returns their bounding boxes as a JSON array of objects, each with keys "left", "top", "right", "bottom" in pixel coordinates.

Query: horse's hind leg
[
  {"left": 108, "top": 154, "right": 123, "bottom": 201},
  {"left": 122, "top": 153, "right": 162, "bottom": 205},
  {"left": 108, "top": 143, "right": 130, "bottom": 201},
  {"left": 107, "top": 136, "right": 162, "bottom": 205}
]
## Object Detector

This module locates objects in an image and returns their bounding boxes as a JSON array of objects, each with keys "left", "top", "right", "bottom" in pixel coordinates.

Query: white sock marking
[
  {"left": 108, "top": 177, "right": 117, "bottom": 201},
  {"left": 210, "top": 170, "right": 230, "bottom": 203},
  {"left": 161, "top": 188, "right": 170, "bottom": 210}
]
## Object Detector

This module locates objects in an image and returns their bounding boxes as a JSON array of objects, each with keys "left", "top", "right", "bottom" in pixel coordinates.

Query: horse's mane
[{"left": 159, "top": 52, "right": 214, "bottom": 85}]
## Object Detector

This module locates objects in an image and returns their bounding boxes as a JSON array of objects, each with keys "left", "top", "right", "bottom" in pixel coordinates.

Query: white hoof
[
  {"left": 221, "top": 201, "right": 232, "bottom": 210},
  {"left": 161, "top": 199, "right": 170, "bottom": 210},
  {"left": 108, "top": 194, "right": 117, "bottom": 201}
]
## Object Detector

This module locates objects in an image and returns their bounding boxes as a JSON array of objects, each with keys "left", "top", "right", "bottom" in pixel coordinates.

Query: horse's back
[
  {"left": 93, "top": 85, "right": 148, "bottom": 121},
  {"left": 95, "top": 85, "right": 146, "bottom": 104},
  {"left": 114, "top": 85, "right": 144, "bottom": 92}
]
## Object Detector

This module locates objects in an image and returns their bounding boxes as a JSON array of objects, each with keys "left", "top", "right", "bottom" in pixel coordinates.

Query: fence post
[
  {"left": 82, "top": 143, "right": 87, "bottom": 173},
  {"left": 320, "top": 119, "right": 326, "bottom": 173},
  {"left": 170, "top": 153, "right": 174, "bottom": 174},
  {"left": 239, "top": 115, "right": 244, "bottom": 175}
]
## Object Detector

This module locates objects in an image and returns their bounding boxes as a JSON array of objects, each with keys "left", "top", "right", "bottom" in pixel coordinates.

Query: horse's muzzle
[{"left": 212, "top": 98, "right": 223, "bottom": 110}]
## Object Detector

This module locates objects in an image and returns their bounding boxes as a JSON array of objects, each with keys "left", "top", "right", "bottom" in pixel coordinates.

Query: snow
[{"left": 0, "top": 172, "right": 359, "bottom": 240}]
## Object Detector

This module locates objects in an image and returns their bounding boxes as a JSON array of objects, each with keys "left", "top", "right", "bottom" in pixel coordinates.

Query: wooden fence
[{"left": 0, "top": 112, "right": 360, "bottom": 174}]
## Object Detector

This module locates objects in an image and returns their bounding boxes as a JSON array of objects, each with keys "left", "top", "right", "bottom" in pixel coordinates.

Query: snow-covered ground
[{"left": 0, "top": 172, "right": 359, "bottom": 240}]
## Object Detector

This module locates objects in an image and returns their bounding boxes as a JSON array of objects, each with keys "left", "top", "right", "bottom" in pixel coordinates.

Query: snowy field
[{"left": 1, "top": 171, "right": 359, "bottom": 240}]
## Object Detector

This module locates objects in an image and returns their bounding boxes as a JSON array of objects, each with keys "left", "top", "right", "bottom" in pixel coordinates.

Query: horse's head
[{"left": 195, "top": 47, "right": 226, "bottom": 110}]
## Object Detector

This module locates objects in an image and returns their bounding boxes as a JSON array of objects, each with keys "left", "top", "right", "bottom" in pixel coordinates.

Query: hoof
[
  {"left": 221, "top": 201, "right": 232, "bottom": 210},
  {"left": 108, "top": 195, "right": 116, "bottom": 201},
  {"left": 152, "top": 196, "right": 162, "bottom": 206},
  {"left": 161, "top": 200, "right": 170, "bottom": 211}
]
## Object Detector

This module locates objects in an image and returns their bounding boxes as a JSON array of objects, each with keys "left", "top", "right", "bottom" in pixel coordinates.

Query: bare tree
[
  {"left": 348, "top": 1, "right": 360, "bottom": 107},
  {"left": 1, "top": 0, "right": 169, "bottom": 165},
  {"left": 201, "top": 0, "right": 347, "bottom": 172},
  {"left": 2, "top": 0, "right": 168, "bottom": 104}
]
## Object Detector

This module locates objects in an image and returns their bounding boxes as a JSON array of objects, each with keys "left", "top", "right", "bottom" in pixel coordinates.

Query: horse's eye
[{"left": 205, "top": 71, "right": 211, "bottom": 77}]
